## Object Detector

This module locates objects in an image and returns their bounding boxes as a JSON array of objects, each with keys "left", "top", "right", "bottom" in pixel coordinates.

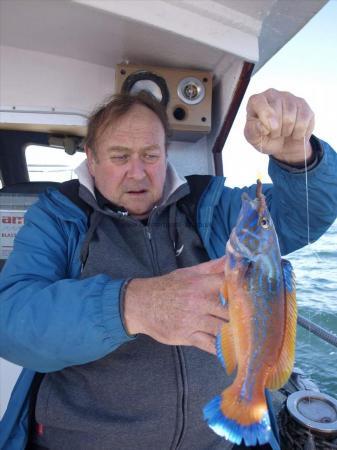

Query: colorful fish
[{"left": 203, "top": 180, "right": 297, "bottom": 448}]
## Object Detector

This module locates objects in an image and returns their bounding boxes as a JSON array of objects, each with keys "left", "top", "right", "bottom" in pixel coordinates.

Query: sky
[{"left": 223, "top": 0, "right": 337, "bottom": 187}]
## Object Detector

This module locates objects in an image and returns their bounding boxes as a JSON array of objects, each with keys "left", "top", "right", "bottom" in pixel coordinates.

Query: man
[{"left": 0, "top": 90, "right": 336, "bottom": 450}]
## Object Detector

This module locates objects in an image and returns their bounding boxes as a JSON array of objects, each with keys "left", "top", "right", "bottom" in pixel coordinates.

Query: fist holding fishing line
[
  {"left": 124, "top": 257, "right": 229, "bottom": 355},
  {"left": 244, "top": 88, "right": 315, "bottom": 164}
]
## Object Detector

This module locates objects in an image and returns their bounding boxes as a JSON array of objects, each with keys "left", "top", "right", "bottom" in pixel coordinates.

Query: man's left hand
[{"left": 244, "top": 88, "right": 315, "bottom": 165}]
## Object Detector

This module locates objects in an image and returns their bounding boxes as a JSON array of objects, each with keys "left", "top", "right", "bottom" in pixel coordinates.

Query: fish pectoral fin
[
  {"left": 266, "top": 259, "right": 297, "bottom": 390},
  {"left": 216, "top": 321, "right": 237, "bottom": 375}
]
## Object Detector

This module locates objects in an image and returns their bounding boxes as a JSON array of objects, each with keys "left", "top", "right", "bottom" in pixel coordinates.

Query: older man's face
[{"left": 86, "top": 104, "right": 167, "bottom": 220}]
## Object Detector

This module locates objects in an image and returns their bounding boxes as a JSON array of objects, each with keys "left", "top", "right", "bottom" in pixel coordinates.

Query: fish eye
[{"left": 260, "top": 217, "right": 270, "bottom": 229}]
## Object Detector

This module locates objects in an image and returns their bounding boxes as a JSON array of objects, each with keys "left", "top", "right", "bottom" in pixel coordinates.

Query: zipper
[
  {"left": 142, "top": 208, "right": 188, "bottom": 449},
  {"left": 174, "top": 346, "right": 188, "bottom": 450},
  {"left": 144, "top": 225, "right": 161, "bottom": 276},
  {"left": 144, "top": 207, "right": 162, "bottom": 276}
]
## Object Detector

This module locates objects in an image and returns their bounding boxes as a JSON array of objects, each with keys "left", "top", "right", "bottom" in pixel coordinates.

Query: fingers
[
  {"left": 245, "top": 89, "right": 315, "bottom": 146},
  {"left": 246, "top": 92, "right": 278, "bottom": 139},
  {"left": 172, "top": 259, "right": 228, "bottom": 317},
  {"left": 292, "top": 100, "right": 315, "bottom": 140},
  {"left": 280, "top": 94, "right": 297, "bottom": 138},
  {"left": 195, "top": 314, "right": 228, "bottom": 338}
]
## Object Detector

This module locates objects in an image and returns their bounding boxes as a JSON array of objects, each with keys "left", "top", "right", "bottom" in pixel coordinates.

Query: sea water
[{"left": 287, "top": 219, "right": 337, "bottom": 399}]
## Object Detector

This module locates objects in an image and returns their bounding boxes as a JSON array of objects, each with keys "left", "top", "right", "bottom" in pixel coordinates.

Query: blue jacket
[{"left": 1, "top": 140, "right": 337, "bottom": 449}]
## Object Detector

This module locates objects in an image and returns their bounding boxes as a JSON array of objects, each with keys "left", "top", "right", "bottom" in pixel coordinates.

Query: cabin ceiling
[{"left": 0, "top": 0, "right": 327, "bottom": 75}]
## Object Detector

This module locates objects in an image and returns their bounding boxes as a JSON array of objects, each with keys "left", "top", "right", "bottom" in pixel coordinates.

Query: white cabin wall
[
  {"left": 0, "top": 360, "right": 22, "bottom": 420},
  {"left": 0, "top": 45, "right": 115, "bottom": 114},
  {"left": 208, "top": 58, "right": 247, "bottom": 154},
  {"left": 168, "top": 136, "right": 214, "bottom": 177}
]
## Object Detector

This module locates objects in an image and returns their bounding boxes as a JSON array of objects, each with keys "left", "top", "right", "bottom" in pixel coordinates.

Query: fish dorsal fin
[{"left": 266, "top": 259, "right": 297, "bottom": 390}]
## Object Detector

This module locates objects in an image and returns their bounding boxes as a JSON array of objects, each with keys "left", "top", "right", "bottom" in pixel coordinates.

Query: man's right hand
[{"left": 123, "top": 258, "right": 228, "bottom": 355}]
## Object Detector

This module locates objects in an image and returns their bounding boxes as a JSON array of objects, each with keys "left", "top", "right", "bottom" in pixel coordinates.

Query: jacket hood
[{"left": 74, "top": 159, "right": 188, "bottom": 214}]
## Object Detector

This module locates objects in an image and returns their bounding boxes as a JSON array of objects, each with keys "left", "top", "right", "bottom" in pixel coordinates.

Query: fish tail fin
[{"left": 203, "top": 384, "right": 278, "bottom": 448}]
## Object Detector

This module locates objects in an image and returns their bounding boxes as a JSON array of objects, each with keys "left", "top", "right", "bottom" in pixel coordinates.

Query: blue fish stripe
[
  {"left": 216, "top": 333, "right": 227, "bottom": 370},
  {"left": 219, "top": 292, "right": 227, "bottom": 306},
  {"left": 282, "top": 259, "right": 294, "bottom": 292},
  {"left": 229, "top": 252, "right": 236, "bottom": 269},
  {"left": 248, "top": 215, "right": 258, "bottom": 229}
]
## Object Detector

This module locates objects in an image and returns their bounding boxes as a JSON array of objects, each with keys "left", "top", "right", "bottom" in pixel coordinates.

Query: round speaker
[{"left": 121, "top": 70, "right": 170, "bottom": 106}]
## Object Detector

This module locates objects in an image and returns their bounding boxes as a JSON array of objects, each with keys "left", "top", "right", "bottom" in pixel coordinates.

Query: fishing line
[
  {"left": 303, "top": 136, "right": 322, "bottom": 262},
  {"left": 302, "top": 136, "right": 314, "bottom": 384},
  {"left": 302, "top": 135, "right": 317, "bottom": 419},
  {"left": 256, "top": 129, "right": 266, "bottom": 182},
  {"left": 303, "top": 136, "right": 310, "bottom": 246}
]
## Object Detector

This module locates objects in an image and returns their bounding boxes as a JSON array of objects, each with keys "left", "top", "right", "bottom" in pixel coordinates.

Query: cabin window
[{"left": 25, "top": 145, "right": 86, "bottom": 182}]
